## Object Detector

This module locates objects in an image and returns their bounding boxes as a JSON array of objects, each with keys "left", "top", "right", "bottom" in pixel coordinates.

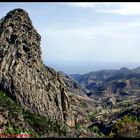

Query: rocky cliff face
[
  {"left": 58, "top": 71, "right": 87, "bottom": 97},
  {"left": 0, "top": 9, "right": 74, "bottom": 126}
]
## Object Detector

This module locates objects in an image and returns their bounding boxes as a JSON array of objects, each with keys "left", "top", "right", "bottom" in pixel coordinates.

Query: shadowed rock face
[{"left": 0, "top": 9, "right": 74, "bottom": 126}]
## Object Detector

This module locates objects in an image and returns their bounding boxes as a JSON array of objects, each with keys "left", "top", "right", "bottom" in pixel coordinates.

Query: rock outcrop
[
  {"left": 0, "top": 9, "right": 74, "bottom": 126},
  {"left": 58, "top": 71, "right": 87, "bottom": 97}
]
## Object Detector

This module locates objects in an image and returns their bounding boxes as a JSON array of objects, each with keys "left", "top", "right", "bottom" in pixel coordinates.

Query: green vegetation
[
  {"left": 89, "top": 126, "right": 99, "bottom": 133},
  {"left": 86, "top": 113, "right": 96, "bottom": 121},
  {"left": 1, "top": 121, "right": 34, "bottom": 138},
  {"left": 109, "top": 115, "right": 140, "bottom": 138},
  {"left": 0, "top": 90, "right": 22, "bottom": 114},
  {"left": 23, "top": 110, "right": 68, "bottom": 137},
  {"left": 0, "top": 90, "right": 68, "bottom": 138}
]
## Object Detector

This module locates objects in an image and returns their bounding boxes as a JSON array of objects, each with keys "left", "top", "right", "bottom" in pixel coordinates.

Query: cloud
[
  {"left": 97, "top": 2, "right": 140, "bottom": 15},
  {"left": 64, "top": 2, "right": 140, "bottom": 16},
  {"left": 63, "top": 2, "right": 97, "bottom": 8},
  {"left": 64, "top": 2, "right": 119, "bottom": 8}
]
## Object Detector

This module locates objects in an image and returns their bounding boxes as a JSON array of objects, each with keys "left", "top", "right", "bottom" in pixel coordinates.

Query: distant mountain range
[{"left": 69, "top": 66, "right": 140, "bottom": 97}]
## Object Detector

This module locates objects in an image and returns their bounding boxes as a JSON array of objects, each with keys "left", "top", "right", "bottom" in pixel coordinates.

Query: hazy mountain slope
[{"left": 69, "top": 67, "right": 140, "bottom": 96}]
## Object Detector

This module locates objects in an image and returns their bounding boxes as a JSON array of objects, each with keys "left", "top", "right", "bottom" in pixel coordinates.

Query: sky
[{"left": 0, "top": 2, "right": 140, "bottom": 74}]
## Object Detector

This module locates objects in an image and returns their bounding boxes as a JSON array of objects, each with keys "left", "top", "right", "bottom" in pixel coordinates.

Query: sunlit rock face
[{"left": 0, "top": 8, "right": 75, "bottom": 126}]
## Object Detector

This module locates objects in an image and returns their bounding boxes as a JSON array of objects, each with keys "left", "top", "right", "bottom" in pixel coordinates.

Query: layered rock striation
[{"left": 0, "top": 9, "right": 74, "bottom": 126}]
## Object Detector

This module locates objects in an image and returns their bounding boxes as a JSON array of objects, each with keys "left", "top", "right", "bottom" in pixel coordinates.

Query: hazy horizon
[
  {"left": 0, "top": 2, "right": 140, "bottom": 74},
  {"left": 46, "top": 60, "right": 140, "bottom": 74}
]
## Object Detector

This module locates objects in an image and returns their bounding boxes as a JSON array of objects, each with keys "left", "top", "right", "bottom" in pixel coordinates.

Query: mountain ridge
[{"left": 69, "top": 66, "right": 140, "bottom": 96}]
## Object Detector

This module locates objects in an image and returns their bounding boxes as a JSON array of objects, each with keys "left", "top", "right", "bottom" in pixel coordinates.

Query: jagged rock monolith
[{"left": 0, "top": 8, "right": 75, "bottom": 127}]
